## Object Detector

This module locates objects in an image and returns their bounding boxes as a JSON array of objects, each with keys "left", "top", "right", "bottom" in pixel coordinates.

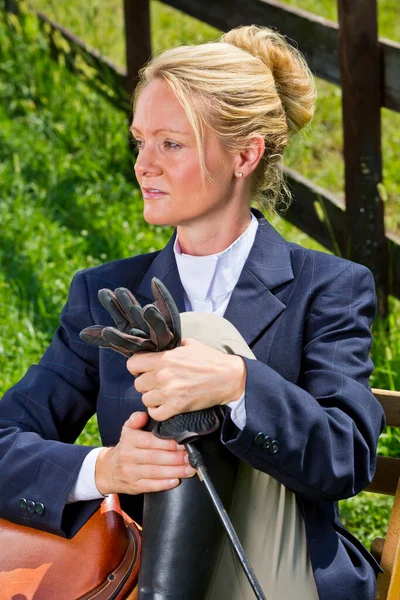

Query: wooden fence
[{"left": 4, "top": 0, "right": 400, "bottom": 317}]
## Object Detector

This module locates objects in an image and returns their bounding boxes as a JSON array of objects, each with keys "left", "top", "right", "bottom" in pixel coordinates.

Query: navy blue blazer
[{"left": 0, "top": 207, "right": 385, "bottom": 600}]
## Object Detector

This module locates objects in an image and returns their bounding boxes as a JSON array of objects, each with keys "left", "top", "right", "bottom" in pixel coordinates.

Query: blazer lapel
[
  {"left": 223, "top": 208, "right": 294, "bottom": 347},
  {"left": 135, "top": 229, "right": 187, "bottom": 313},
  {"left": 135, "top": 208, "right": 294, "bottom": 348}
]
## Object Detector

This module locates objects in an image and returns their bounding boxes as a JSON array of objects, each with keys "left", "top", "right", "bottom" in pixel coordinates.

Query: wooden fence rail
[
  {"left": 159, "top": 0, "right": 400, "bottom": 113},
  {"left": 4, "top": 0, "right": 400, "bottom": 313}
]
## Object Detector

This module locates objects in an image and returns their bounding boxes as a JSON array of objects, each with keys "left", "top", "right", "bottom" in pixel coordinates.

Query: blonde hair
[{"left": 132, "top": 25, "right": 317, "bottom": 215}]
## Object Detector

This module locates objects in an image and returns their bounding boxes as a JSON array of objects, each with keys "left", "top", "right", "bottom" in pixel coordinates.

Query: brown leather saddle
[{"left": 0, "top": 494, "right": 141, "bottom": 599}]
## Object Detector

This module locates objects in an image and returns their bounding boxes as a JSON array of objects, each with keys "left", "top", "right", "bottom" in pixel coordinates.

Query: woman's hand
[
  {"left": 127, "top": 338, "right": 246, "bottom": 421},
  {"left": 95, "top": 411, "right": 196, "bottom": 495}
]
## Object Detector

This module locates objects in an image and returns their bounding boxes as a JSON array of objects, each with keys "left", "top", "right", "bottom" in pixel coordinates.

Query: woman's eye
[
  {"left": 131, "top": 138, "right": 180, "bottom": 150},
  {"left": 164, "top": 141, "right": 181, "bottom": 149}
]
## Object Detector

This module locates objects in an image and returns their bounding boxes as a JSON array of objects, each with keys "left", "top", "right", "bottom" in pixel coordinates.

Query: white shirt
[{"left": 67, "top": 212, "right": 259, "bottom": 503}]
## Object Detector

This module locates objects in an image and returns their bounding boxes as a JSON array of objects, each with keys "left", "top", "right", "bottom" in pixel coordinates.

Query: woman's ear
[{"left": 235, "top": 135, "right": 265, "bottom": 176}]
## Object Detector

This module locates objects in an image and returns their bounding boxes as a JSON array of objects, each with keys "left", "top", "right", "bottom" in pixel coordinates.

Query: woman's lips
[{"left": 142, "top": 189, "right": 168, "bottom": 199}]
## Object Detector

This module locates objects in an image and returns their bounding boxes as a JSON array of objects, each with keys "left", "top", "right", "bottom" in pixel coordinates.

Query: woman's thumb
[{"left": 126, "top": 411, "right": 148, "bottom": 429}]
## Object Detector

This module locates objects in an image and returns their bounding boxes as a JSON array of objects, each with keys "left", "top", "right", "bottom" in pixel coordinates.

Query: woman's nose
[{"left": 134, "top": 146, "right": 162, "bottom": 177}]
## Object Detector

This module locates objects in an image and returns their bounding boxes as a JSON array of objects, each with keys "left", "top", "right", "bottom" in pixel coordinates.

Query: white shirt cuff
[
  {"left": 226, "top": 392, "right": 246, "bottom": 430},
  {"left": 66, "top": 447, "right": 107, "bottom": 504}
]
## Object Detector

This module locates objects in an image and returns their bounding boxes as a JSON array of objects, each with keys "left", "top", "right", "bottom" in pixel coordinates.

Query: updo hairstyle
[{"left": 132, "top": 24, "right": 317, "bottom": 215}]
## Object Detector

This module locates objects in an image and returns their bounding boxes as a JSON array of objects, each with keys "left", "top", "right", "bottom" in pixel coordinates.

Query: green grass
[{"left": 1, "top": 1, "right": 399, "bottom": 548}]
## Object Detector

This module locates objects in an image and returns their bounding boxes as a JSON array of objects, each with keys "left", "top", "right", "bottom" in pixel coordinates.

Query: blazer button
[
  {"left": 269, "top": 440, "right": 280, "bottom": 455},
  {"left": 254, "top": 432, "right": 265, "bottom": 446},
  {"left": 261, "top": 436, "right": 272, "bottom": 451},
  {"left": 27, "top": 500, "right": 36, "bottom": 515},
  {"left": 19, "top": 498, "right": 27, "bottom": 511},
  {"left": 35, "top": 502, "right": 45, "bottom": 516}
]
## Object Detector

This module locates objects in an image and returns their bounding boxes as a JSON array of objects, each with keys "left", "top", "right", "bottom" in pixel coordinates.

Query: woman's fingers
[
  {"left": 136, "top": 478, "right": 181, "bottom": 493},
  {"left": 121, "top": 417, "right": 194, "bottom": 468},
  {"left": 124, "top": 411, "right": 149, "bottom": 430},
  {"left": 132, "top": 463, "right": 196, "bottom": 480},
  {"left": 131, "top": 447, "right": 189, "bottom": 466},
  {"left": 122, "top": 419, "right": 181, "bottom": 452},
  {"left": 97, "top": 411, "right": 196, "bottom": 495}
]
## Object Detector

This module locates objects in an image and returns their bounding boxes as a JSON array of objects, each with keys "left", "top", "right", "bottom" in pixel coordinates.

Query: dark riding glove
[
  {"left": 79, "top": 277, "right": 181, "bottom": 357},
  {"left": 79, "top": 276, "right": 223, "bottom": 442}
]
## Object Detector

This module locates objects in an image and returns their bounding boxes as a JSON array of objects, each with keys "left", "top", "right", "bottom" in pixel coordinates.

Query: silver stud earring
[{"left": 236, "top": 172, "right": 243, "bottom": 178}]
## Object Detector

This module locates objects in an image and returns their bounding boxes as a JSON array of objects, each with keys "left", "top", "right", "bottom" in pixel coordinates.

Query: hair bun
[{"left": 220, "top": 25, "right": 316, "bottom": 135}]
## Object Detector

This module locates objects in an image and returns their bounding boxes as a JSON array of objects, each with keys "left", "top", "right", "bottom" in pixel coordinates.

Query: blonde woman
[{"left": 0, "top": 25, "right": 384, "bottom": 600}]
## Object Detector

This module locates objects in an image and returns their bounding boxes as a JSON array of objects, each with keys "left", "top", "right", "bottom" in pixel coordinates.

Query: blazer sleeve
[
  {"left": 0, "top": 269, "right": 104, "bottom": 537},
  {"left": 220, "top": 263, "right": 386, "bottom": 502}
]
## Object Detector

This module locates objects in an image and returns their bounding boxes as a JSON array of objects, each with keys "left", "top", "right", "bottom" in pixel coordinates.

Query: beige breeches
[{"left": 180, "top": 312, "right": 319, "bottom": 600}]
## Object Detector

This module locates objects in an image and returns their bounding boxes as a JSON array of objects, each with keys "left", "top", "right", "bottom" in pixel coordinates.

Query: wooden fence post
[
  {"left": 338, "top": 0, "right": 389, "bottom": 318},
  {"left": 5, "top": 0, "right": 18, "bottom": 14},
  {"left": 123, "top": 0, "right": 152, "bottom": 107},
  {"left": 123, "top": 0, "right": 152, "bottom": 163}
]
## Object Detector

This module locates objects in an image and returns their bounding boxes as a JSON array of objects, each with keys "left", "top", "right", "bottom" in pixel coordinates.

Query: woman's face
[{"left": 132, "top": 78, "right": 240, "bottom": 229}]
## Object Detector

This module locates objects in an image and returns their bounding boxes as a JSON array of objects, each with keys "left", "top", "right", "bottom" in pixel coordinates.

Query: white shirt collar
[{"left": 173, "top": 212, "right": 258, "bottom": 303}]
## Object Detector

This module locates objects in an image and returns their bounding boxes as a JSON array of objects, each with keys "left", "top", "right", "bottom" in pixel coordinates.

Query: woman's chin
[{"left": 143, "top": 206, "right": 175, "bottom": 227}]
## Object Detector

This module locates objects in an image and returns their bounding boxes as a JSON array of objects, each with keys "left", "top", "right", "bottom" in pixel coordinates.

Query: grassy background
[{"left": 1, "top": 0, "right": 399, "bottom": 549}]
